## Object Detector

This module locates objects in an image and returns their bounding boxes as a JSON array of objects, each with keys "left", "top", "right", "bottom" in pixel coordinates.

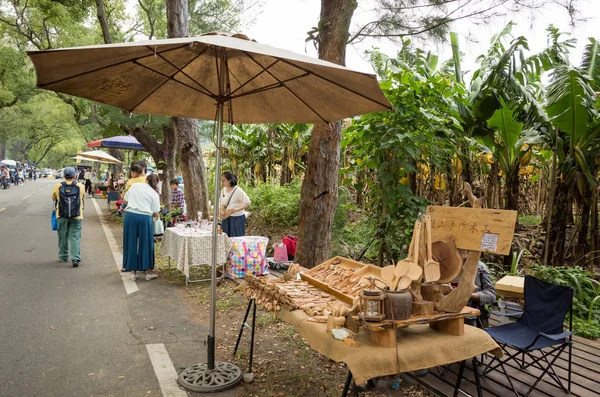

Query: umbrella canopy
[
  {"left": 72, "top": 156, "right": 99, "bottom": 163},
  {"left": 0, "top": 160, "right": 17, "bottom": 167},
  {"left": 87, "top": 136, "right": 145, "bottom": 150},
  {"left": 27, "top": 32, "right": 392, "bottom": 392},
  {"left": 76, "top": 150, "right": 122, "bottom": 164},
  {"left": 27, "top": 32, "right": 392, "bottom": 124}
]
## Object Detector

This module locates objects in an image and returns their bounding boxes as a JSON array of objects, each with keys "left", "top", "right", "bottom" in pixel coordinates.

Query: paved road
[{"left": 0, "top": 179, "right": 217, "bottom": 397}]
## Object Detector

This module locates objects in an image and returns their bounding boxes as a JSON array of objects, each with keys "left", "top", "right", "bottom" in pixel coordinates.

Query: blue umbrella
[{"left": 87, "top": 136, "right": 145, "bottom": 150}]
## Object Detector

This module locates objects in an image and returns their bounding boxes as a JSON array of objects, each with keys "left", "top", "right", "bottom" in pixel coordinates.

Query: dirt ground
[{"left": 153, "top": 244, "right": 433, "bottom": 397}]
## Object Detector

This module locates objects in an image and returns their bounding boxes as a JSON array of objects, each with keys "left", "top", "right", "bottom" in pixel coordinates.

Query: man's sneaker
[
  {"left": 130, "top": 274, "right": 138, "bottom": 281},
  {"left": 72, "top": 260, "right": 80, "bottom": 267},
  {"left": 59, "top": 258, "right": 68, "bottom": 263},
  {"left": 146, "top": 274, "right": 158, "bottom": 281}
]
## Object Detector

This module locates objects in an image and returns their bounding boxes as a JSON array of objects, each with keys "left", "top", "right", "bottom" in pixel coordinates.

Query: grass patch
[{"left": 519, "top": 214, "right": 542, "bottom": 226}]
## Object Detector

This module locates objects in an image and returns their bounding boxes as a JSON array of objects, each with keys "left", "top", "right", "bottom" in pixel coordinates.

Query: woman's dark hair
[
  {"left": 147, "top": 174, "right": 160, "bottom": 193},
  {"left": 134, "top": 160, "right": 147, "bottom": 172},
  {"left": 222, "top": 171, "right": 237, "bottom": 186},
  {"left": 129, "top": 164, "right": 143, "bottom": 176},
  {"left": 170, "top": 178, "right": 179, "bottom": 185}
]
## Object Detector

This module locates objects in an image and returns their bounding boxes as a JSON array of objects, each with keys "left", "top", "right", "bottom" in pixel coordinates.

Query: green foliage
[
  {"left": 531, "top": 265, "right": 600, "bottom": 338},
  {"left": 245, "top": 180, "right": 301, "bottom": 228},
  {"left": 343, "top": 46, "right": 465, "bottom": 264},
  {"left": 518, "top": 215, "right": 542, "bottom": 226}
]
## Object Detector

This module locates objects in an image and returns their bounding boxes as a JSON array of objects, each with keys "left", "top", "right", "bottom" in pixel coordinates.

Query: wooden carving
[{"left": 435, "top": 182, "right": 483, "bottom": 313}]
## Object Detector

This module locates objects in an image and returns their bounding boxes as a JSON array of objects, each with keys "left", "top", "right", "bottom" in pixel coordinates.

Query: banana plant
[{"left": 543, "top": 39, "right": 600, "bottom": 265}]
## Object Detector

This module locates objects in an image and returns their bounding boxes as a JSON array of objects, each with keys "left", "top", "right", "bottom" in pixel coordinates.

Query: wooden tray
[
  {"left": 300, "top": 256, "right": 382, "bottom": 304},
  {"left": 360, "top": 306, "right": 480, "bottom": 347}
]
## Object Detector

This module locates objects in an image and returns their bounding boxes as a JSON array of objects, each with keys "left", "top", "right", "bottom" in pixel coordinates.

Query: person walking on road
[
  {"left": 84, "top": 169, "right": 93, "bottom": 195},
  {"left": 122, "top": 174, "right": 160, "bottom": 281},
  {"left": 52, "top": 167, "right": 85, "bottom": 267}
]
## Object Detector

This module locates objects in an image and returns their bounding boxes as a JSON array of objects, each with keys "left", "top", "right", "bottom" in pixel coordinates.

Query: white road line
[
  {"left": 146, "top": 344, "right": 187, "bottom": 397},
  {"left": 38, "top": 188, "right": 44, "bottom": 191},
  {"left": 91, "top": 198, "right": 138, "bottom": 294},
  {"left": 0, "top": 208, "right": 5, "bottom": 212},
  {"left": 22, "top": 194, "right": 31, "bottom": 199}
]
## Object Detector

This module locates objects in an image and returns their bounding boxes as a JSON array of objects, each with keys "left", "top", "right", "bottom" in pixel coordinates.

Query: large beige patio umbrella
[
  {"left": 27, "top": 32, "right": 392, "bottom": 392},
  {"left": 76, "top": 150, "right": 122, "bottom": 164}
]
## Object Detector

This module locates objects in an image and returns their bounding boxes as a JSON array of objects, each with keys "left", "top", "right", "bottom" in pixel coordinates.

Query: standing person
[
  {"left": 84, "top": 168, "right": 93, "bottom": 195},
  {"left": 28, "top": 168, "right": 33, "bottom": 181},
  {"left": 122, "top": 174, "right": 160, "bottom": 281},
  {"left": 169, "top": 178, "right": 184, "bottom": 210},
  {"left": 18, "top": 169, "right": 24, "bottom": 184},
  {"left": 52, "top": 167, "right": 85, "bottom": 267},
  {"left": 0, "top": 166, "right": 9, "bottom": 189},
  {"left": 219, "top": 171, "right": 250, "bottom": 238}
]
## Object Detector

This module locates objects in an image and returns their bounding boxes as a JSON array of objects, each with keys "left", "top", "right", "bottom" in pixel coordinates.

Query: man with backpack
[{"left": 52, "top": 167, "right": 85, "bottom": 267}]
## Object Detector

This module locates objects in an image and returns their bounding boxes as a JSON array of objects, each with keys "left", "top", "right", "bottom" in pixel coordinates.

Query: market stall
[{"left": 236, "top": 183, "right": 518, "bottom": 396}]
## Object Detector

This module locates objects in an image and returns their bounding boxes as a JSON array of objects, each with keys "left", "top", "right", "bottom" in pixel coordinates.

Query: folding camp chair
[{"left": 482, "top": 275, "right": 573, "bottom": 397}]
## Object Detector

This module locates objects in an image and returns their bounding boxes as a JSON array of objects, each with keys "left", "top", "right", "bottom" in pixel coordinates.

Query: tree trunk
[
  {"left": 174, "top": 117, "right": 209, "bottom": 219},
  {"left": 108, "top": 148, "right": 124, "bottom": 175},
  {"left": 95, "top": 0, "right": 112, "bottom": 44},
  {"left": 577, "top": 197, "right": 591, "bottom": 262},
  {"left": 591, "top": 184, "right": 599, "bottom": 272},
  {"left": 160, "top": 124, "right": 178, "bottom": 206},
  {"left": 280, "top": 146, "right": 291, "bottom": 186},
  {"left": 167, "top": 0, "right": 209, "bottom": 221},
  {"left": 548, "top": 177, "right": 570, "bottom": 266},
  {"left": 0, "top": 133, "right": 6, "bottom": 160},
  {"left": 295, "top": 0, "right": 358, "bottom": 268},
  {"left": 505, "top": 165, "right": 519, "bottom": 211}
]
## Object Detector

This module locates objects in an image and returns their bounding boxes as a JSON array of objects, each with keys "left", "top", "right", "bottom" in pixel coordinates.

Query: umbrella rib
[
  {"left": 278, "top": 58, "right": 393, "bottom": 110},
  {"left": 229, "top": 73, "right": 310, "bottom": 100},
  {"left": 228, "top": 58, "right": 280, "bottom": 97},
  {"left": 151, "top": 46, "right": 218, "bottom": 98},
  {"left": 36, "top": 44, "right": 189, "bottom": 89},
  {"left": 242, "top": 51, "right": 330, "bottom": 124}
]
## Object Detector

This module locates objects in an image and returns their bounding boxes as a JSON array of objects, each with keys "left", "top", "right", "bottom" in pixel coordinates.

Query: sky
[{"left": 241, "top": 0, "right": 600, "bottom": 80}]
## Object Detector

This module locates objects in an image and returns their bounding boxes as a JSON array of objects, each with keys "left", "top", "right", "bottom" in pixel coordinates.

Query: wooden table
[{"left": 495, "top": 275, "right": 524, "bottom": 298}]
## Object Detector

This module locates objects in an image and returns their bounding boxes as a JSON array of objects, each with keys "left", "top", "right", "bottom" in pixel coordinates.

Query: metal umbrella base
[{"left": 178, "top": 361, "right": 243, "bottom": 392}]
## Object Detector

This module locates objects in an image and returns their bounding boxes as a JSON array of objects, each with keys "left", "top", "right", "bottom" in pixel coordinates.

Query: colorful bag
[
  {"left": 282, "top": 236, "right": 297, "bottom": 260},
  {"left": 51, "top": 209, "right": 57, "bottom": 231},
  {"left": 226, "top": 236, "right": 269, "bottom": 279},
  {"left": 273, "top": 243, "right": 289, "bottom": 262}
]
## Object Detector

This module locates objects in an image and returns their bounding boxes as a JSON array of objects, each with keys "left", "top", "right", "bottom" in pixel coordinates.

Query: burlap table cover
[
  {"left": 278, "top": 309, "right": 502, "bottom": 385},
  {"left": 161, "top": 228, "right": 230, "bottom": 279}
]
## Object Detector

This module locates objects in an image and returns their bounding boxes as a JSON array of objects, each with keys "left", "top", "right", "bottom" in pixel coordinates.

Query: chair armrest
[
  {"left": 491, "top": 310, "right": 523, "bottom": 318},
  {"left": 539, "top": 331, "right": 573, "bottom": 341}
]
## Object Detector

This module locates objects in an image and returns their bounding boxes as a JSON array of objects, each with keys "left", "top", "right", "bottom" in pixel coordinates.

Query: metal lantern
[{"left": 359, "top": 287, "right": 386, "bottom": 322}]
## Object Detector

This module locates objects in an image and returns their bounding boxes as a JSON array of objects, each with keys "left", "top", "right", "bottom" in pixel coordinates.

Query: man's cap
[{"left": 63, "top": 167, "right": 77, "bottom": 177}]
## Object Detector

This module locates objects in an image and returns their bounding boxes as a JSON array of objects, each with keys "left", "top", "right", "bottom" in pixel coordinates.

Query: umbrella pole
[
  {"left": 177, "top": 101, "right": 242, "bottom": 393},
  {"left": 208, "top": 102, "right": 224, "bottom": 370}
]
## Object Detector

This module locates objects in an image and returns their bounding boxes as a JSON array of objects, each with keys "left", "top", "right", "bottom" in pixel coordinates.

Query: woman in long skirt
[
  {"left": 219, "top": 171, "right": 251, "bottom": 237},
  {"left": 123, "top": 174, "right": 161, "bottom": 281}
]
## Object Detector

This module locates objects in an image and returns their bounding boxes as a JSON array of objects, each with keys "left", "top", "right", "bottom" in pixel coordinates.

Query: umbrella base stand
[{"left": 178, "top": 361, "right": 243, "bottom": 393}]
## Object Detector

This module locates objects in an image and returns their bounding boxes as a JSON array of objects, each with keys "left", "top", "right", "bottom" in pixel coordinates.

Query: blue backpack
[{"left": 58, "top": 182, "right": 82, "bottom": 218}]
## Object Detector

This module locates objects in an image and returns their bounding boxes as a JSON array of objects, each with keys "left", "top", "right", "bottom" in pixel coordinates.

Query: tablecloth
[
  {"left": 278, "top": 308, "right": 502, "bottom": 385},
  {"left": 161, "top": 227, "right": 230, "bottom": 279}
]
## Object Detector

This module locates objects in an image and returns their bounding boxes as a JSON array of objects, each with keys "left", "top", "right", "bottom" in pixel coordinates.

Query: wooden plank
[
  {"left": 429, "top": 317, "right": 464, "bottom": 336},
  {"left": 426, "top": 205, "right": 518, "bottom": 255},
  {"left": 495, "top": 275, "right": 525, "bottom": 298},
  {"left": 363, "top": 306, "right": 479, "bottom": 331},
  {"left": 370, "top": 327, "right": 396, "bottom": 348}
]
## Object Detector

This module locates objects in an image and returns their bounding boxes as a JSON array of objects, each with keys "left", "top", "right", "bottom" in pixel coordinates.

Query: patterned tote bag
[{"left": 226, "top": 236, "right": 269, "bottom": 279}]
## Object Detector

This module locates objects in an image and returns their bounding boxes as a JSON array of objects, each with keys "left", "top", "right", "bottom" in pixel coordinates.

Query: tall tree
[
  {"left": 166, "top": 0, "right": 210, "bottom": 220},
  {"left": 295, "top": 0, "right": 357, "bottom": 268}
]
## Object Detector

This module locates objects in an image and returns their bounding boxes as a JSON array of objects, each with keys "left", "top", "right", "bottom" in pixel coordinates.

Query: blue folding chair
[{"left": 483, "top": 275, "right": 573, "bottom": 397}]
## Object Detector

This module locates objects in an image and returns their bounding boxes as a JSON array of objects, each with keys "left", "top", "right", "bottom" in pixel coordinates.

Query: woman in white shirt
[
  {"left": 219, "top": 171, "right": 250, "bottom": 237},
  {"left": 123, "top": 174, "right": 161, "bottom": 281}
]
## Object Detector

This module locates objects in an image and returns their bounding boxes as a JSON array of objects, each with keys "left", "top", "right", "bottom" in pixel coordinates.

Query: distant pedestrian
[
  {"left": 78, "top": 169, "right": 85, "bottom": 183},
  {"left": 18, "top": 169, "right": 24, "bottom": 184},
  {"left": 123, "top": 174, "right": 160, "bottom": 281},
  {"left": 84, "top": 169, "right": 93, "bottom": 195},
  {"left": 52, "top": 167, "right": 85, "bottom": 267}
]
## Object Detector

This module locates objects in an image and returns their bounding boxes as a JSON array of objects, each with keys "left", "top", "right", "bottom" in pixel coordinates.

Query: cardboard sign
[{"left": 426, "top": 205, "right": 517, "bottom": 255}]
